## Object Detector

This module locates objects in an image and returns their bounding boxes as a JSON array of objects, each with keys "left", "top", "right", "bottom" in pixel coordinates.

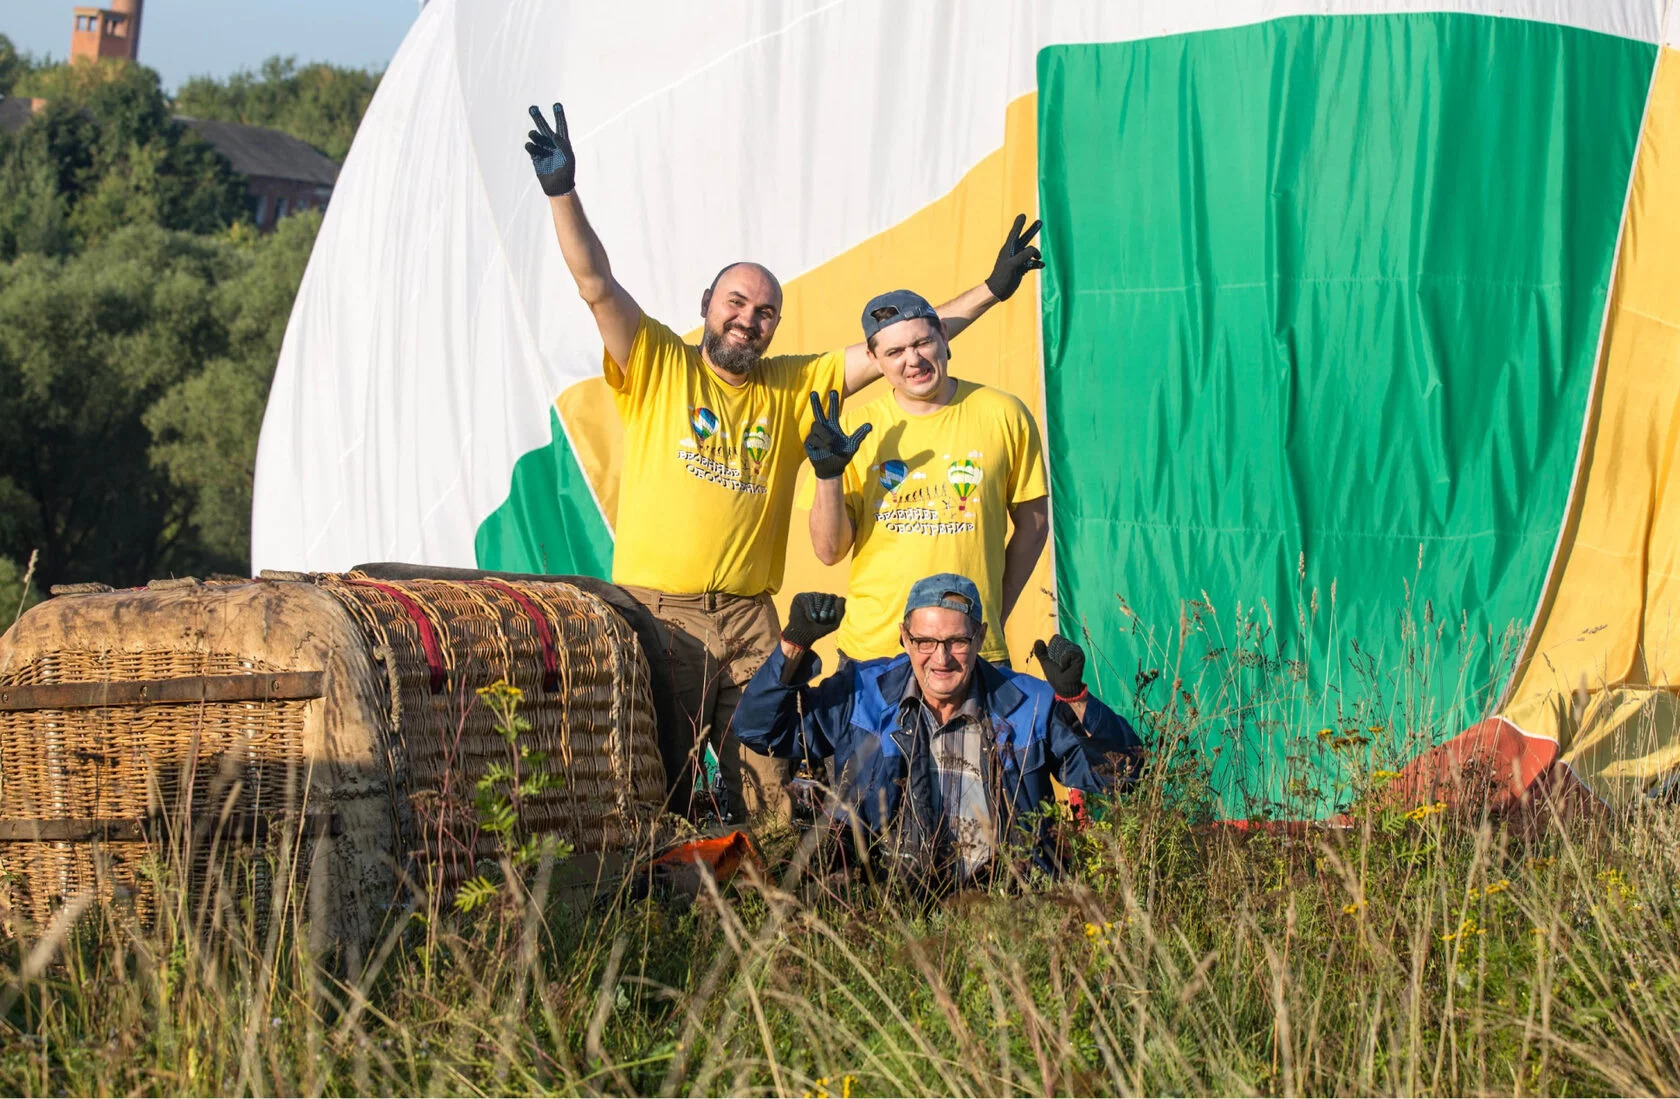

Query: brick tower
[{"left": 71, "top": 0, "right": 143, "bottom": 63}]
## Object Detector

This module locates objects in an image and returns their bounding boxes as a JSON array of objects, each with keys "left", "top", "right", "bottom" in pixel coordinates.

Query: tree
[
  {"left": 0, "top": 34, "right": 43, "bottom": 97},
  {"left": 0, "top": 56, "right": 373, "bottom": 587},
  {"left": 147, "top": 211, "right": 321, "bottom": 564},
  {"left": 175, "top": 56, "right": 380, "bottom": 161},
  {"left": 0, "top": 225, "right": 243, "bottom": 587},
  {"left": 0, "top": 61, "right": 247, "bottom": 259}
]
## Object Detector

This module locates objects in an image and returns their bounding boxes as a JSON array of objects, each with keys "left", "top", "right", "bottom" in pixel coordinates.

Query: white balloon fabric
[{"left": 250, "top": 0, "right": 1661, "bottom": 575}]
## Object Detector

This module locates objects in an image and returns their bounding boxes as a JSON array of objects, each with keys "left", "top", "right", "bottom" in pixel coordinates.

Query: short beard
[{"left": 701, "top": 325, "right": 766, "bottom": 375}]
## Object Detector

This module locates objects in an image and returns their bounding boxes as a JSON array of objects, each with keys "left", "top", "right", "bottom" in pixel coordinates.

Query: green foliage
[
  {"left": 453, "top": 680, "right": 574, "bottom": 915},
  {"left": 0, "top": 51, "right": 374, "bottom": 589},
  {"left": 175, "top": 56, "right": 380, "bottom": 161},
  {"left": 453, "top": 875, "right": 501, "bottom": 915},
  {"left": 0, "top": 34, "right": 45, "bottom": 97},
  {"left": 0, "top": 60, "right": 247, "bottom": 260},
  {"left": 0, "top": 218, "right": 317, "bottom": 587},
  {"left": 144, "top": 210, "right": 320, "bottom": 563}
]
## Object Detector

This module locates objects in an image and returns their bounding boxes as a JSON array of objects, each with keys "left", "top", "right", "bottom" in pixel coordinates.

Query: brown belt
[{"left": 621, "top": 585, "right": 761, "bottom": 615}]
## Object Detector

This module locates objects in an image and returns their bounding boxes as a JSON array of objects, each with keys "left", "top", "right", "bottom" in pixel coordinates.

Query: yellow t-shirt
[
  {"left": 607, "top": 315, "right": 845, "bottom": 596},
  {"left": 798, "top": 379, "right": 1048, "bottom": 662}
]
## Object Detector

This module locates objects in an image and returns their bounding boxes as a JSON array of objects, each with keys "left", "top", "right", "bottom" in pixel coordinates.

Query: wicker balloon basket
[{"left": 0, "top": 570, "right": 665, "bottom": 955}]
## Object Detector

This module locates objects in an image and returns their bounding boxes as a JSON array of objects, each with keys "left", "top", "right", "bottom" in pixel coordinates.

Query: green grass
[
  {"left": 2, "top": 787, "right": 1676, "bottom": 1095},
  {"left": 2, "top": 582, "right": 1676, "bottom": 1096}
]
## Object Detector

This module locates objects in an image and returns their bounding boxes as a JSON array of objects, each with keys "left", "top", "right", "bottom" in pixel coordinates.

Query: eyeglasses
[{"left": 904, "top": 634, "right": 974, "bottom": 656}]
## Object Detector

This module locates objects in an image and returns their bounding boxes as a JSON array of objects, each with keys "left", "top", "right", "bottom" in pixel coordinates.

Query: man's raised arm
[
  {"left": 526, "top": 102, "right": 643, "bottom": 368},
  {"left": 840, "top": 214, "right": 1044, "bottom": 395}
]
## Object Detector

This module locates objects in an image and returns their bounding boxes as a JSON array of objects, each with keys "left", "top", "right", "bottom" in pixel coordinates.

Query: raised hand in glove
[
  {"left": 524, "top": 102, "right": 576, "bottom": 197},
  {"left": 805, "top": 390, "right": 872, "bottom": 480},
  {"left": 1031, "top": 633, "right": 1088, "bottom": 702},
  {"left": 985, "top": 213, "right": 1045, "bottom": 302},
  {"left": 784, "top": 592, "right": 846, "bottom": 650}
]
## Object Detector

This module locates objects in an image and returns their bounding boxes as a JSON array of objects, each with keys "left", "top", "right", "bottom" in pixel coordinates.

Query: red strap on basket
[
  {"left": 479, "top": 579, "right": 559, "bottom": 692},
  {"left": 348, "top": 579, "right": 446, "bottom": 693}
]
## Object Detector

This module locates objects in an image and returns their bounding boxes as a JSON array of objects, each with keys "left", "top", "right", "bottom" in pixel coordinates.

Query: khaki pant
[{"left": 620, "top": 586, "right": 791, "bottom": 822}]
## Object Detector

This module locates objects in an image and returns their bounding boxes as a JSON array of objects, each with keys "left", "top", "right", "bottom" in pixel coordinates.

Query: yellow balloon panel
[{"left": 1503, "top": 48, "right": 1680, "bottom": 803}]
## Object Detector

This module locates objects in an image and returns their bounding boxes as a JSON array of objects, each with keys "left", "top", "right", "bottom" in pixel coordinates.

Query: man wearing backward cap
[
  {"left": 733, "top": 573, "right": 1144, "bottom": 888},
  {"left": 799, "top": 286, "right": 1051, "bottom": 669}
]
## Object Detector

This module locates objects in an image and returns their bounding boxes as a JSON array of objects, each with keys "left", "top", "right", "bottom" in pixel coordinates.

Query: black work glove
[
  {"left": 1032, "top": 633, "right": 1087, "bottom": 701},
  {"left": 804, "top": 390, "right": 872, "bottom": 480},
  {"left": 524, "top": 102, "right": 576, "bottom": 197},
  {"left": 783, "top": 592, "right": 845, "bottom": 650},
  {"left": 984, "top": 213, "right": 1045, "bottom": 301}
]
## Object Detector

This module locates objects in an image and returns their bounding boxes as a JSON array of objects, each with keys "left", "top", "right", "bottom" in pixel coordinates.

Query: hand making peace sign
[
  {"left": 985, "top": 213, "right": 1044, "bottom": 302},
  {"left": 804, "top": 389, "right": 873, "bottom": 480},
  {"left": 524, "top": 102, "right": 576, "bottom": 197}
]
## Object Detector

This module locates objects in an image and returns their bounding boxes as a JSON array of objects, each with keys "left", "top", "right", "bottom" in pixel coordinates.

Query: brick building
[
  {"left": 178, "top": 118, "right": 339, "bottom": 230},
  {"left": 71, "top": 0, "right": 142, "bottom": 63}
]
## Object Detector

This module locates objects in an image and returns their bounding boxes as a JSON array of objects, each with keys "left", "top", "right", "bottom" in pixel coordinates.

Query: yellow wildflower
[
  {"left": 842, "top": 1076, "right": 855, "bottom": 1099},
  {"left": 476, "top": 678, "right": 525, "bottom": 704},
  {"left": 1441, "top": 916, "right": 1484, "bottom": 943},
  {"left": 1367, "top": 724, "right": 1386, "bottom": 733},
  {"left": 1484, "top": 878, "right": 1510, "bottom": 896},
  {"left": 1599, "top": 868, "right": 1636, "bottom": 902},
  {"left": 1371, "top": 769, "right": 1402, "bottom": 781},
  {"left": 1084, "top": 922, "right": 1100, "bottom": 939},
  {"left": 1405, "top": 801, "right": 1448, "bottom": 822},
  {"left": 1342, "top": 899, "right": 1366, "bottom": 915},
  {"left": 1316, "top": 727, "right": 1334, "bottom": 739}
]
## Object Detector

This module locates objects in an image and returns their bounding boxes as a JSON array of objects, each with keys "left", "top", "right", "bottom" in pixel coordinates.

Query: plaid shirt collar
[{"left": 899, "top": 670, "right": 984, "bottom": 731}]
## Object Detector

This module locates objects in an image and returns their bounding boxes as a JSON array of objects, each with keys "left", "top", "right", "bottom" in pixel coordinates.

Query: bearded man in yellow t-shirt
[
  {"left": 523, "top": 102, "right": 1043, "bottom": 823},
  {"left": 804, "top": 285, "right": 1051, "bottom": 668}
]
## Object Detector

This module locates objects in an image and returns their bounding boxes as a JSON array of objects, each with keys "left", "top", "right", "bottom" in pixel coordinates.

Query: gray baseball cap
[
  {"left": 861, "top": 289, "right": 940, "bottom": 343},
  {"left": 903, "top": 573, "right": 983, "bottom": 623}
]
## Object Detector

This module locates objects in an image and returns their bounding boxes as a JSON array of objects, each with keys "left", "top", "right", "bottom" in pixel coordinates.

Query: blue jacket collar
[{"left": 869, "top": 655, "right": 1027, "bottom": 723}]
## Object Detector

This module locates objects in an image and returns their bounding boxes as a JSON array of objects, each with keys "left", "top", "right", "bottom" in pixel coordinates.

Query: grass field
[
  {"left": 2, "top": 771, "right": 1675, "bottom": 1096},
  {"left": 1, "top": 583, "right": 1676, "bottom": 1096}
]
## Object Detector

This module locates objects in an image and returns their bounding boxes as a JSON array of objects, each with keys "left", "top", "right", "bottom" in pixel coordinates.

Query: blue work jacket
[{"left": 734, "top": 646, "right": 1144, "bottom": 872}]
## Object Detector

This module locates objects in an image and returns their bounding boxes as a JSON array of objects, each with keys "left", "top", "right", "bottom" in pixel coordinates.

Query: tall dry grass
[{"left": 3, "top": 778, "right": 1675, "bottom": 1095}]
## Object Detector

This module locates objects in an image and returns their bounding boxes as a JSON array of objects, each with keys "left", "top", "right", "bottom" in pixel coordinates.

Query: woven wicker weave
[
  {"left": 0, "top": 573, "right": 665, "bottom": 950},
  {"left": 0, "top": 647, "right": 307, "bottom": 925},
  {"left": 324, "top": 572, "right": 664, "bottom": 889}
]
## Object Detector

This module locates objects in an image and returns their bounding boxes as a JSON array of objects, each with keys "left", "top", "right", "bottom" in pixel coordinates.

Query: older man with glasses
[{"left": 732, "top": 573, "right": 1144, "bottom": 890}]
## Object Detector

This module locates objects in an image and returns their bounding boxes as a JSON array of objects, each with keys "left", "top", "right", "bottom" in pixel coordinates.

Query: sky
[{"left": 4, "top": 0, "right": 420, "bottom": 91}]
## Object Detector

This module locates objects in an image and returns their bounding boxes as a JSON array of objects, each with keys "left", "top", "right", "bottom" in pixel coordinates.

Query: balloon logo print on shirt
[
  {"left": 690, "top": 407, "right": 718, "bottom": 442},
  {"left": 743, "top": 422, "right": 769, "bottom": 468},
  {"left": 878, "top": 459, "right": 907, "bottom": 494},
  {"left": 947, "top": 459, "right": 983, "bottom": 511}
]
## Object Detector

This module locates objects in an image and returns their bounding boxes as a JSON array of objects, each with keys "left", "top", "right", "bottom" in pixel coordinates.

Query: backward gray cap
[
  {"left": 903, "top": 572, "right": 983, "bottom": 623},
  {"left": 862, "top": 289, "right": 939, "bottom": 342}
]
